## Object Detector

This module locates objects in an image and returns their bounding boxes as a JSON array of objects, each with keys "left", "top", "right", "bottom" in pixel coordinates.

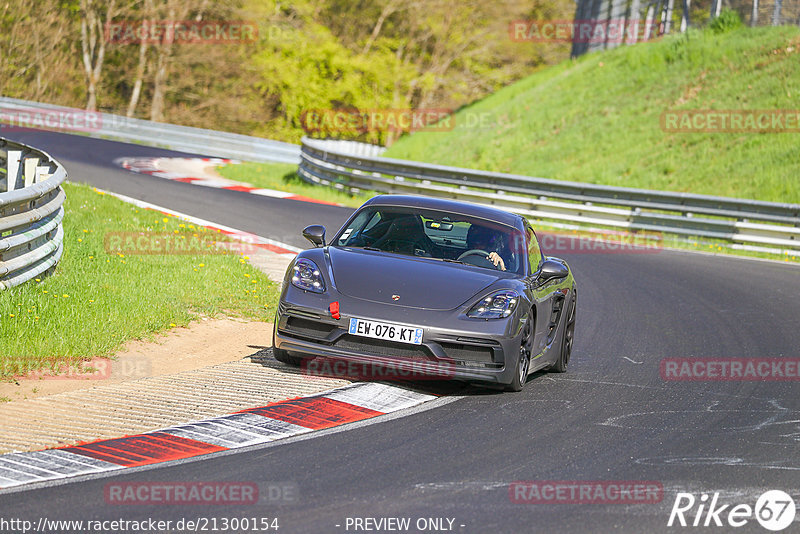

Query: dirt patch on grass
[{"left": 0, "top": 317, "right": 273, "bottom": 402}]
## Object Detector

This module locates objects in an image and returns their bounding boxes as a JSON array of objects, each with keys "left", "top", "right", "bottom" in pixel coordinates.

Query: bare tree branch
[{"left": 80, "top": 0, "right": 116, "bottom": 111}]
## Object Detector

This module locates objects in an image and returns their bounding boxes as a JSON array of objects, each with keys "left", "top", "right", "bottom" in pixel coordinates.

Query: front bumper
[{"left": 273, "top": 293, "right": 523, "bottom": 386}]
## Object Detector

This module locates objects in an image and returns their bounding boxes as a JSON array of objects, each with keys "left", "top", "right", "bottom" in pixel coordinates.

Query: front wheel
[
  {"left": 551, "top": 289, "right": 576, "bottom": 373},
  {"left": 506, "top": 316, "right": 533, "bottom": 392}
]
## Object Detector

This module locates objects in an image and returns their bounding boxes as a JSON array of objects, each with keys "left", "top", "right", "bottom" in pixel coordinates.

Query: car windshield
[{"left": 334, "top": 206, "right": 525, "bottom": 274}]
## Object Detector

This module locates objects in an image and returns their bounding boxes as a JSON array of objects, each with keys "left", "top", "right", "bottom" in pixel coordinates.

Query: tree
[
  {"left": 80, "top": 0, "right": 116, "bottom": 110},
  {"left": 127, "top": 0, "right": 153, "bottom": 117},
  {"left": 0, "top": 1, "right": 80, "bottom": 104}
]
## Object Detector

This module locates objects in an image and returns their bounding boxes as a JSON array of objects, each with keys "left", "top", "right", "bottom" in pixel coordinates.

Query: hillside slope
[{"left": 384, "top": 26, "right": 800, "bottom": 203}]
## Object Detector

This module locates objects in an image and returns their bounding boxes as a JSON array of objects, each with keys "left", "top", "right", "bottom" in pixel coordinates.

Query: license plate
[{"left": 348, "top": 318, "right": 424, "bottom": 345}]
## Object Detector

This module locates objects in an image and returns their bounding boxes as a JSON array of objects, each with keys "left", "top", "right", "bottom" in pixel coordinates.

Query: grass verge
[
  {"left": 0, "top": 182, "right": 279, "bottom": 380},
  {"left": 384, "top": 26, "right": 800, "bottom": 204}
]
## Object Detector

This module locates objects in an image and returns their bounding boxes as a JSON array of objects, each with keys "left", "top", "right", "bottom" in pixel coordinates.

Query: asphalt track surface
[{"left": 1, "top": 129, "right": 799, "bottom": 533}]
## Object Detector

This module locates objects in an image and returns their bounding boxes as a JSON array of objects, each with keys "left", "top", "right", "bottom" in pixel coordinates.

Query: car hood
[{"left": 328, "top": 247, "right": 501, "bottom": 311}]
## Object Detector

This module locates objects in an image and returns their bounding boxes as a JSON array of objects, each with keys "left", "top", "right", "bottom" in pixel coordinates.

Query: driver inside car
[{"left": 465, "top": 224, "right": 509, "bottom": 271}]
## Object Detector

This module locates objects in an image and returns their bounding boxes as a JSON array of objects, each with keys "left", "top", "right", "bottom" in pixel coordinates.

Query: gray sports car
[{"left": 273, "top": 195, "right": 576, "bottom": 391}]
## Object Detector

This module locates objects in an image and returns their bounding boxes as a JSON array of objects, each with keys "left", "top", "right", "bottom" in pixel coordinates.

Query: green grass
[
  {"left": 384, "top": 26, "right": 800, "bottom": 204},
  {"left": 216, "top": 161, "right": 370, "bottom": 208},
  {"left": 0, "top": 182, "right": 280, "bottom": 380}
]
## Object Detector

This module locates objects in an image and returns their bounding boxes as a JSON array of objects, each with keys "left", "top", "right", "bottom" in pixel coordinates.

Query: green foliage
[
  {"left": 249, "top": 15, "right": 417, "bottom": 144},
  {"left": 710, "top": 8, "right": 744, "bottom": 34},
  {"left": 1, "top": 0, "right": 570, "bottom": 144}
]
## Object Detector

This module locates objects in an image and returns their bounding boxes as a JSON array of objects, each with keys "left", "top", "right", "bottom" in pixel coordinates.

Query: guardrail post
[
  {"left": 24, "top": 157, "right": 40, "bottom": 188},
  {"left": 6, "top": 150, "right": 22, "bottom": 192}
]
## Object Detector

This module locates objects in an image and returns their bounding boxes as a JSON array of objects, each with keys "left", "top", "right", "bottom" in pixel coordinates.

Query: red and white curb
[
  {"left": 0, "top": 382, "right": 435, "bottom": 490},
  {"left": 96, "top": 187, "right": 302, "bottom": 256},
  {"left": 115, "top": 156, "right": 341, "bottom": 206}
]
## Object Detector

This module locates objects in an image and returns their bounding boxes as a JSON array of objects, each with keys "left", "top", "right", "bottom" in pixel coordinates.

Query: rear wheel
[
  {"left": 552, "top": 289, "right": 576, "bottom": 373},
  {"left": 506, "top": 316, "right": 533, "bottom": 392}
]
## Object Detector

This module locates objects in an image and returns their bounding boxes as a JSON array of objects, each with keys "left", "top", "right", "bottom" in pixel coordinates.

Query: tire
[
  {"left": 506, "top": 315, "right": 534, "bottom": 392},
  {"left": 273, "top": 346, "right": 302, "bottom": 367},
  {"left": 273, "top": 310, "right": 302, "bottom": 366},
  {"left": 551, "top": 289, "right": 576, "bottom": 373}
]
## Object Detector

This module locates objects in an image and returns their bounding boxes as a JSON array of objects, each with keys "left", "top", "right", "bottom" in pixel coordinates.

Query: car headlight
[
  {"left": 291, "top": 258, "right": 326, "bottom": 293},
  {"left": 467, "top": 290, "right": 519, "bottom": 319}
]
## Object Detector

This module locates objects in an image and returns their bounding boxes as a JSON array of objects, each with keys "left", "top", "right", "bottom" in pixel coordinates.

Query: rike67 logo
[{"left": 668, "top": 490, "right": 796, "bottom": 531}]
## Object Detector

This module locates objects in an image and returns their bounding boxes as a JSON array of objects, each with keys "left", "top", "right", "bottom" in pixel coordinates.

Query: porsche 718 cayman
[{"left": 273, "top": 195, "right": 576, "bottom": 391}]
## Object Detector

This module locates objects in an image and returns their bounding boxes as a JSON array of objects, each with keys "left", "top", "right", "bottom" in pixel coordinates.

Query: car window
[
  {"left": 363, "top": 212, "right": 382, "bottom": 232},
  {"left": 337, "top": 210, "right": 381, "bottom": 245},
  {"left": 527, "top": 227, "right": 543, "bottom": 272},
  {"left": 335, "top": 206, "right": 524, "bottom": 274},
  {"left": 420, "top": 215, "right": 469, "bottom": 247}
]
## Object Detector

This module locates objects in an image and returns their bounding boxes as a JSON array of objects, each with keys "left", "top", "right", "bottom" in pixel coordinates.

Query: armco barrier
[
  {"left": 0, "top": 96, "right": 300, "bottom": 164},
  {"left": 299, "top": 137, "right": 800, "bottom": 254},
  {"left": 0, "top": 138, "right": 66, "bottom": 289}
]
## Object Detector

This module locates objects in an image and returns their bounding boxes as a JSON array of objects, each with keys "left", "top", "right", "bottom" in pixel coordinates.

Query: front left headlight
[
  {"left": 291, "top": 258, "right": 326, "bottom": 293},
  {"left": 467, "top": 290, "right": 519, "bottom": 319}
]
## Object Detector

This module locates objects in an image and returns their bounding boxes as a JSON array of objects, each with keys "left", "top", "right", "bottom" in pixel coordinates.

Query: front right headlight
[
  {"left": 467, "top": 290, "right": 519, "bottom": 319},
  {"left": 291, "top": 258, "right": 326, "bottom": 293}
]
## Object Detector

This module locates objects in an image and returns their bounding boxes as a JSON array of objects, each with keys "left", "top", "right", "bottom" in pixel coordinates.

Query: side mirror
[
  {"left": 302, "top": 224, "right": 326, "bottom": 247},
  {"left": 537, "top": 259, "right": 568, "bottom": 283}
]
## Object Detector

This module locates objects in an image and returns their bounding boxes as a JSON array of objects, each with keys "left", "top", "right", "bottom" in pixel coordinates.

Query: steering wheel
[
  {"left": 457, "top": 249, "right": 489, "bottom": 262},
  {"left": 457, "top": 249, "right": 501, "bottom": 270}
]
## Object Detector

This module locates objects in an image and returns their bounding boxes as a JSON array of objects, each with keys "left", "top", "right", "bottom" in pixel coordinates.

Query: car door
[{"left": 526, "top": 226, "right": 562, "bottom": 359}]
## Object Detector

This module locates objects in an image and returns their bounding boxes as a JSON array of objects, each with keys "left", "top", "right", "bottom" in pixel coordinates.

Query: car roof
[{"left": 362, "top": 195, "right": 524, "bottom": 229}]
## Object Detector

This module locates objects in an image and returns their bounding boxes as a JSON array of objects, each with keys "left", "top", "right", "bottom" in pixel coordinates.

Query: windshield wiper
[{"left": 441, "top": 258, "right": 467, "bottom": 265}]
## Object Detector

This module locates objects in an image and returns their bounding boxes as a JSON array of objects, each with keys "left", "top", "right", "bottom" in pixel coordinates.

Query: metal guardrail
[
  {"left": 302, "top": 139, "right": 387, "bottom": 158},
  {"left": 299, "top": 137, "right": 800, "bottom": 253},
  {"left": 0, "top": 138, "right": 67, "bottom": 289},
  {"left": 0, "top": 96, "right": 300, "bottom": 164}
]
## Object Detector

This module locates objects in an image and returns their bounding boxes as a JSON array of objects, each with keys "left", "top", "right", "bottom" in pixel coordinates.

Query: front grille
[
  {"left": 281, "top": 316, "right": 337, "bottom": 341},
  {"left": 285, "top": 307, "right": 323, "bottom": 320},
  {"left": 286, "top": 316, "right": 336, "bottom": 335},
  {"left": 333, "top": 335, "right": 432, "bottom": 359},
  {"left": 439, "top": 342, "right": 494, "bottom": 363}
]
